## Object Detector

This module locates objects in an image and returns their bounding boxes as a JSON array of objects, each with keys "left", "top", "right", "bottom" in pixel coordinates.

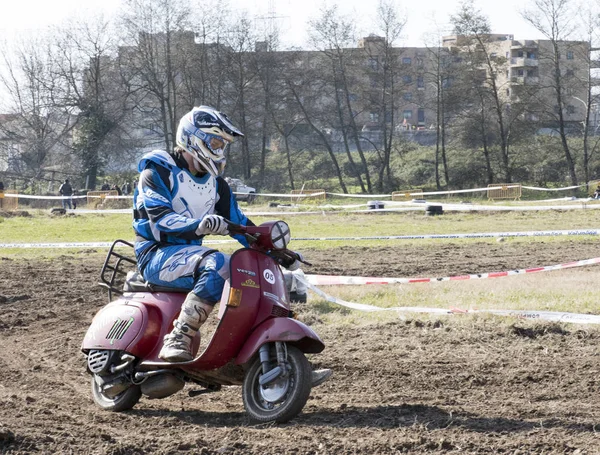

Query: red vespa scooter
[{"left": 81, "top": 220, "right": 326, "bottom": 423}]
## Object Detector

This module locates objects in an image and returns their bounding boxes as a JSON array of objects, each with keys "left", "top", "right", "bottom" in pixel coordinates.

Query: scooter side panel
[
  {"left": 235, "top": 318, "right": 325, "bottom": 365},
  {"left": 81, "top": 292, "right": 184, "bottom": 358}
]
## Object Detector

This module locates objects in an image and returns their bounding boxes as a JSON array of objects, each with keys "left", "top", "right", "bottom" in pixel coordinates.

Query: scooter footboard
[{"left": 235, "top": 318, "right": 325, "bottom": 365}]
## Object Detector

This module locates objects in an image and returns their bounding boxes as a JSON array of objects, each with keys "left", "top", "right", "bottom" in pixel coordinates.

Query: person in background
[
  {"left": 132, "top": 106, "right": 331, "bottom": 386},
  {"left": 101, "top": 182, "right": 110, "bottom": 191},
  {"left": 111, "top": 183, "right": 123, "bottom": 196},
  {"left": 59, "top": 178, "right": 73, "bottom": 210},
  {"left": 121, "top": 181, "right": 132, "bottom": 196},
  {"left": 593, "top": 184, "right": 600, "bottom": 199}
]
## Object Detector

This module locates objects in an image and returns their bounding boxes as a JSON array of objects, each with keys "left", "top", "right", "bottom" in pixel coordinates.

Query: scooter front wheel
[
  {"left": 90, "top": 375, "right": 141, "bottom": 412},
  {"left": 242, "top": 344, "right": 312, "bottom": 423}
]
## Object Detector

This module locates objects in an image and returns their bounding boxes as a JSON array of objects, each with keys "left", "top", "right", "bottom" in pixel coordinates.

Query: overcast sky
[{"left": 0, "top": 0, "right": 549, "bottom": 49}]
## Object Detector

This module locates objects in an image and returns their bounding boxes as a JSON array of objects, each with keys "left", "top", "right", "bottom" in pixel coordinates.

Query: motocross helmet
[{"left": 176, "top": 106, "right": 244, "bottom": 176}]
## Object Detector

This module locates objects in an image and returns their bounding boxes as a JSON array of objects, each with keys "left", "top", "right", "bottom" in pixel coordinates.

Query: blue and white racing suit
[{"left": 133, "top": 150, "right": 253, "bottom": 304}]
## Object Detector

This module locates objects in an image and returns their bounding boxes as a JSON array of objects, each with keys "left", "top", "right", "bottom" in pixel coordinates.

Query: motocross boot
[
  {"left": 159, "top": 293, "right": 214, "bottom": 362},
  {"left": 311, "top": 368, "right": 332, "bottom": 387}
]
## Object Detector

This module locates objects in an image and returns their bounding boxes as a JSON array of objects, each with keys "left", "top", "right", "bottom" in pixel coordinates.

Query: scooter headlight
[{"left": 270, "top": 221, "right": 291, "bottom": 249}]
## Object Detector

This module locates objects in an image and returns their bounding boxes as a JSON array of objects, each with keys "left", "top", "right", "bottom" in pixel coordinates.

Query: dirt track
[{"left": 1, "top": 241, "right": 600, "bottom": 454}]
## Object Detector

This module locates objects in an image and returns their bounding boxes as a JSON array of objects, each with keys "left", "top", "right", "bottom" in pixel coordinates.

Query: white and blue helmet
[{"left": 176, "top": 106, "right": 244, "bottom": 176}]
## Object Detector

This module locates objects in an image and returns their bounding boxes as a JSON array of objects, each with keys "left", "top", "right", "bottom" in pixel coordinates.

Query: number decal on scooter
[{"left": 263, "top": 269, "right": 275, "bottom": 284}]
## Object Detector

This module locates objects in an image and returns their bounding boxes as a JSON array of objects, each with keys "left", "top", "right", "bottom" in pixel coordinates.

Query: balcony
[
  {"left": 511, "top": 40, "right": 539, "bottom": 49},
  {"left": 511, "top": 76, "right": 540, "bottom": 85},
  {"left": 510, "top": 57, "right": 538, "bottom": 67}
]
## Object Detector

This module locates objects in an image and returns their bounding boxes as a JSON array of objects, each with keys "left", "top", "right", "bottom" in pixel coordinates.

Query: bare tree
[
  {"left": 50, "top": 17, "right": 130, "bottom": 189},
  {"left": 220, "top": 15, "right": 259, "bottom": 180},
  {"left": 119, "top": 0, "right": 194, "bottom": 152},
  {"left": 522, "top": 0, "right": 580, "bottom": 186},
  {"left": 452, "top": 1, "right": 514, "bottom": 182},
  {"left": 308, "top": 6, "right": 371, "bottom": 193},
  {"left": 0, "top": 36, "right": 75, "bottom": 189},
  {"left": 369, "top": 0, "right": 406, "bottom": 192}
]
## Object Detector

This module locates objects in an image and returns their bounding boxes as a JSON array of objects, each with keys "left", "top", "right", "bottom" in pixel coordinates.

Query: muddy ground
[{"left": 1, "top": 240, "right": 600, "bottom": 454}]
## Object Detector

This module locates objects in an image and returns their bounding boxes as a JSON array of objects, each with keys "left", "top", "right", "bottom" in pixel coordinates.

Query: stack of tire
[{"left": 425, "top": 205, "right": 443, "bottom": 216}]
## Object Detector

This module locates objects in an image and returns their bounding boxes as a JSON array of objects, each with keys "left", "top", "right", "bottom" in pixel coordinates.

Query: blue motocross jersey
[{"left": 133, "top": 150, "right": 252, "bottom": 260}]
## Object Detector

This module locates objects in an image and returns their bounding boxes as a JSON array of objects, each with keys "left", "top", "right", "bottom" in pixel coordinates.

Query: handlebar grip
[{"left": 225, "top": 220, "right": 245, "bottom": 235}]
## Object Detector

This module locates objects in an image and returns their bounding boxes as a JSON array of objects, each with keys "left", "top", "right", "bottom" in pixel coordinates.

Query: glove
[
  {"left": 281, "top": 252, "right": 303, "bottom": 271},
  {"left": 195, "top": 215, "right": 229, "bottom": 236}
]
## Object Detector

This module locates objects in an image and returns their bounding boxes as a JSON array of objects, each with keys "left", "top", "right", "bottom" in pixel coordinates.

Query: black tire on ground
[
  {"left": 426, "top": 205, "right": 444, "bottom": 216},
  {"left": 242, "top": 344, "right": 312, "bottom": 423},
  {"left": 90, "top": 375, "right": 141, "bottom": 412},
  {"left": 289, "top": 291, "right": 307, "bottom": 303}
]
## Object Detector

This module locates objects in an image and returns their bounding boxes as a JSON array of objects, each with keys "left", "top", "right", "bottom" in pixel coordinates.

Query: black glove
[{"left": 280, "top": 252, "right": 303, "bottom": 271}]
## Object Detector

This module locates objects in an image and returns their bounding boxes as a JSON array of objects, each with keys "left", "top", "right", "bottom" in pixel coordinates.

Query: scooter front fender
[{"left": 235, "top": 318, "right": 325, "bottom": 365}]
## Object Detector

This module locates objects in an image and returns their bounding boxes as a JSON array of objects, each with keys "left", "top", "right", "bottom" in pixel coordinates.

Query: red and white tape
[
  {"left": 304, "top": 257, "right": 600, "bottom": 285},
  {"left": 296, "top": 263, "right": 600, "bottom": 324}
]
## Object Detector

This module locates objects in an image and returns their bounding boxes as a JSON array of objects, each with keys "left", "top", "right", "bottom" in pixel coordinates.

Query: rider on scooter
[{"left": 132, "top": 106, "right": 331, "bottom": 386}]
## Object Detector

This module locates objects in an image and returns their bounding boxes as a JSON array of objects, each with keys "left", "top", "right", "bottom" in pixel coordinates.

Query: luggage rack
[{"left": 99, "top": 239, "right": 137, "bottom": 301}]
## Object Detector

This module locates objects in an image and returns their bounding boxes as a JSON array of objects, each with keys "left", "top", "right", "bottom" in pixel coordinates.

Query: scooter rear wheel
[
  {"left": 242, "top": 344, "right": 312, "bottom": 423},
  {"left": 90, "top": 376, "right": 141, "bottom": 412}
]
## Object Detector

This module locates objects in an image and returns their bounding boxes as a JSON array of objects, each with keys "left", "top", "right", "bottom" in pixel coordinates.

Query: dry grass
[{"left": 298, "top": 268, "right": 600, "bottom": 327}]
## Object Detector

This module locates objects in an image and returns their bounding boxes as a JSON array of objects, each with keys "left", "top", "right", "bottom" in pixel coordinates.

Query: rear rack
[{"left": 99, "top": 239, "right": 137, "bottom": 301}]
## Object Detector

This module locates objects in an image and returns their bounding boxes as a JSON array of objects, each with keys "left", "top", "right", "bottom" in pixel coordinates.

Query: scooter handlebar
[{"left": 225, "top": 220, "right": 311, "bottom": 266}]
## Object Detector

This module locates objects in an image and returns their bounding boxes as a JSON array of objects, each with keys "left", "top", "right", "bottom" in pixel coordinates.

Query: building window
[
  {"left": 517, "top": 50, "right": 524, "bottom": 58},
  {"left": 403, "top": 92, "right": 413, "bottom": 101},
  {"left": 369, "top": 112, "right": 379, "bottom": 122},
  {"left": 418, "top": 108, "right": 425, "bottom": 124},
  {"left": 403, "top": 75, "right": 413, "bottom": 84},
  {"left": 527, "top": 69, "right": 536, "bottom": 77},
  {"left": 567, "top": 51, "right": 574, "bottom": 60},
  {"left": 566, "top": 69, "right": 575, "bottom": 77},
  {"left": 367, "top": 57, "right": 379, "bottom": 70},
  {"left": 506, "top": 88, "right": 510, "bottom": 96},
  {"left": 402, "top": 57, "right": 412, "bottom": 64},
  {"left": 417, "top": 76, "right": 424, "bottom": 88},
  {"left": 517, "top": 69, "right": 524, "bottom": 76},
  {"left": 403, "top": 110, "right": 413, "bottom": 120}
]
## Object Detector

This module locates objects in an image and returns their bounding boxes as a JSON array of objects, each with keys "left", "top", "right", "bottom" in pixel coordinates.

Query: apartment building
[{"left": 443, "top": 34, "right": 591, "bottom": 127}]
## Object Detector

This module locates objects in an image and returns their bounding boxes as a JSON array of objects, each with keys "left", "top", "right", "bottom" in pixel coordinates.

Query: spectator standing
[
  {"left": 121, "top": 181, "right": 132, "bottom": 196},
  {"left": 111, "top": 184, "right": 123, "bottom": 196},
  {"left": 59, "top": 179, "right": 73, "bottom": 210}
]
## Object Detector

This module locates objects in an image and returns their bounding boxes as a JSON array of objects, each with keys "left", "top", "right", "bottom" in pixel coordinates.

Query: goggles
[{"left": 194, "top": 130, "right": 230, "bottom": 160}]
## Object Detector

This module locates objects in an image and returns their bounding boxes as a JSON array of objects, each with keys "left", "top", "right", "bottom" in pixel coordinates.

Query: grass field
[
  {"left": 1, "top": 206, "right": 599, "bottom": 246},
  {"left": 1, "top": 207, "right": 599, "bottom": 320}
]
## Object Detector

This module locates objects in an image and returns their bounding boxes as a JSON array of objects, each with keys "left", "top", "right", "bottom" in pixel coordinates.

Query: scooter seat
[{"left": 123, "top": 271, "right": 189, "bottom": 294}]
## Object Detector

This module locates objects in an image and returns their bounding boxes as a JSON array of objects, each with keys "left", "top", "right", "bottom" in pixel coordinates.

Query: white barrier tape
[
  {"left": 305, "top": 257, "right": 600, "bottom": 286},
  {"left": 298, "top": 277, "right": 600, "bottom": 324},
  {"left": 2, "top": 182, "right": 591, "bottom": 201},
  {"left": 0, "top": 239, "right": 235, "bottom": 249},
  {"left": 294, "top": 229, "right": 600, "bottom": 241},
  {"left": 522, "top": 185, "right": 583, "bottom": 191},
  {"left": 2, "top": 194, "right": 89, "bottom": 200},
  {"left": 3, "top": 229, "right": 600, "bottom": 249}
]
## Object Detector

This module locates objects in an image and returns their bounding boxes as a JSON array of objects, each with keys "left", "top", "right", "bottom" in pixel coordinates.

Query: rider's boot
[
  {"left": 311, "top": 368, "right": 332, "bottom": 387},
  {"left": 159, "top": 293, "right": 214, "bottom": 362}
]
